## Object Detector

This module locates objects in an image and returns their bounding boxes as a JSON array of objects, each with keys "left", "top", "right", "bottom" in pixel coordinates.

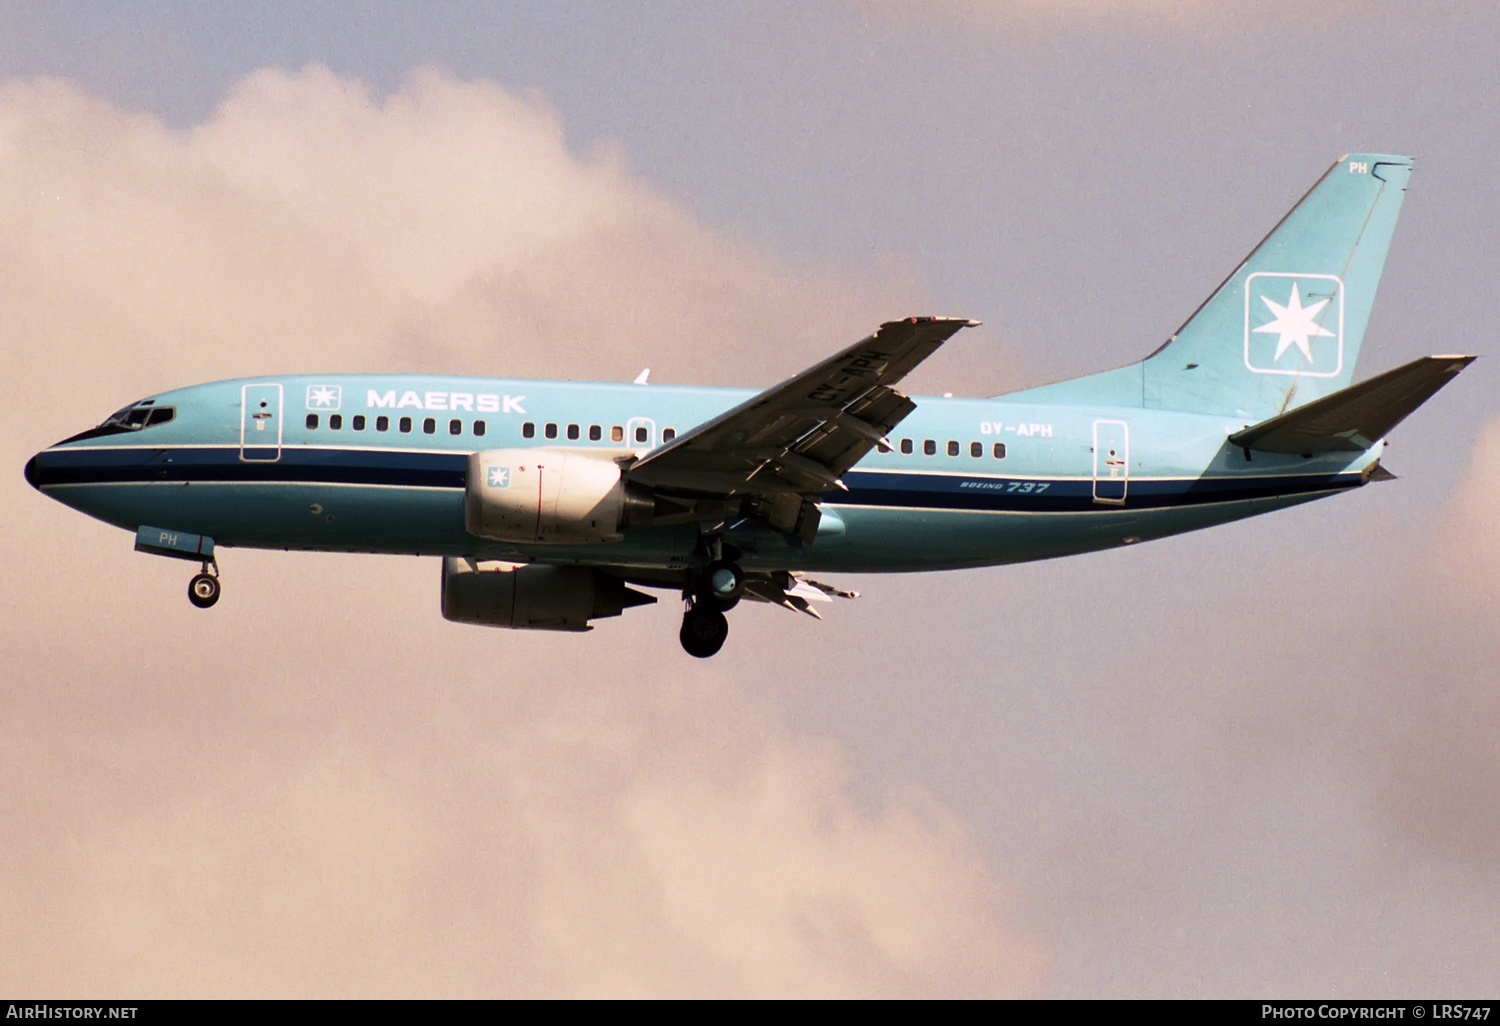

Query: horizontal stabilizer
[{"left": 1230, "top": 355, "right": 1475, "bottom": 455}]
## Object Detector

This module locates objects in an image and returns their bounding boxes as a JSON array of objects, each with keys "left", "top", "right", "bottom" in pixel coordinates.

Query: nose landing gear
[
  {"left": 132, "top": 528, "right": 222, "bottom": 609},
  {"left": 188, "top": 560, "right": 220, "bottom": 609}
]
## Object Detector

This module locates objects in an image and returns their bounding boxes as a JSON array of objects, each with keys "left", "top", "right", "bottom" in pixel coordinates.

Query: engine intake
[
  {"left": 466, "top": 448, "right": 654, "bottom": 543},
  {"left": 441, "top": 557, "right": 655, "bottom": 632}
]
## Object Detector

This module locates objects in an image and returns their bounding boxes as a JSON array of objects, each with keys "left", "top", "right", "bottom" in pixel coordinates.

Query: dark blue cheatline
[
  {"left": 833, "top": 469, "right": 1359, "bottom": 513},
  {"left": 30, "top": 445, "right": 468, "bottom": 490},
  {"left": 33, "top": 444, "right": 1358, "bottom": 514}
]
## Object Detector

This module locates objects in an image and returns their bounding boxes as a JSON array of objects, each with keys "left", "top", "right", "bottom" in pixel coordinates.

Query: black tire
[
  {"left": 679, "top": 605, "right": 729, "bottom": 658},
  {"left": 699, "top": 559, "right": 745, "bottom": 611},
  {"left": 188, "top": 573, "right": 220, "bottom": 609}
]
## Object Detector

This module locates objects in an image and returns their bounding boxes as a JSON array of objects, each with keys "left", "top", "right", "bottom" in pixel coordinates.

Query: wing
[{"left": 626, "top": 316, "right": 977, "bottom": 536}]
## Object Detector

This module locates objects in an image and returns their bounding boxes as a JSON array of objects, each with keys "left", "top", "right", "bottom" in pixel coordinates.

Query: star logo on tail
[
  {"left": 1243, "top": 272, "right": 1344, "bottom": 377},
  {"left": 1253, "top": 283, "right": 1336, "bottom": 362}
]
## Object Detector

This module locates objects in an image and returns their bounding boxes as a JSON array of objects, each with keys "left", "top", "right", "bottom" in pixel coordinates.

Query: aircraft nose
[{"left": 24, "top": 453, "right": 40, "bottom": 490}]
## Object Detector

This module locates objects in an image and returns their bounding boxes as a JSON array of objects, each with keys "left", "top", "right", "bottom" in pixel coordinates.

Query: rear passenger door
[{"left": 1092, "top": 419, "right": 1128, "bottom": 505}]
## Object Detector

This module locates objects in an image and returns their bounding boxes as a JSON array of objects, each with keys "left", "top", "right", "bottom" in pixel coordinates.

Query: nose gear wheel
[{"left": 188, "top": 560, "right": 220, "bottom": 609}]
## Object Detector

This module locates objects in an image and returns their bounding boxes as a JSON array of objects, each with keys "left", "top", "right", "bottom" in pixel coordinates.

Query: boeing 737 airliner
[{"left": 26, "top": 155, "right": 1474, "bottom": 656}]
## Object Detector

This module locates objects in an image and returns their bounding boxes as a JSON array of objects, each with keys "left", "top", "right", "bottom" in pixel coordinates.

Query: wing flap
[
  {"left": 628, "top": 317, "right": 977, "bottom": 499},
  {"left": 1229, "top": 355, "right": 1475, "bottom": 455},
  {"left": 743, "top": 572, "right": 861, "bottom": 618}
]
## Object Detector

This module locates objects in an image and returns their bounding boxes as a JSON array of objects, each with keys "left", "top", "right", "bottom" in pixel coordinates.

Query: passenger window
[
  {"left": 947, "top": 440, "right": 959, "bottom": 456},
  {"left": 566, "top": 424, "right": 579, "bottom": 440},
  {"left": 993, "top": 443, "right": 1006, "bottom": 459},
  {"left": 474, "top": 420, "right": 486, "bottom": 437},
  {"left": 306, "top": 414, "right": 319, "bottom": 429},
  {"left": 376, "top": 415, "right": 389, "bottom": 432},
  {"left": 634, "top": 426, "right": 648, "bottom": 444},
  {"left": 423, "top": 418, "right": 436, "bottom": 435},
  {"left": 900, "top": 438, "right": 912, "bottom": 455},
  {"left": 353, "top": 415, "right": 366, "bottom": 431},
  {"left": 522, "top": 422, "right": 535, "bottom": 439},
  {"left": 611, "top": 425, "right": 624, "bottom": 443},
  {"left": 970, "top": 441, "right": 982, "bottom": 457},
  {"left": 545, "top": 423, "right": 558, "bottom": 439},
  {"left": 449, "top": 419, "right": 461, "bottom": 435},
  {"left": 663, "top": 428, "right": 676, "bottom": 442},
  {"left": 589, "top": 424, "right": 601, "bottom": 441},
  {"left": 330, "top": 414, "right": 343, "bottom": 430},
  {"left": 399, "top": 417, "right": 412, "bottom": 433},
  {"left": 924, "top": 439, "right": 936, "bottom": 456}
]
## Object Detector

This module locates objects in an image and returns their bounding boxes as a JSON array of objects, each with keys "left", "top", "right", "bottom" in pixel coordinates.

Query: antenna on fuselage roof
[{"left": 633, "top": 369, "right": 650, "bottom": 385}]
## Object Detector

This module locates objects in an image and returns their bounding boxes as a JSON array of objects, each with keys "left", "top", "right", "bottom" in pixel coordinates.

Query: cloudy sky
[{"left": 3, "top": 0, "right": 1498, "bottom": 997}]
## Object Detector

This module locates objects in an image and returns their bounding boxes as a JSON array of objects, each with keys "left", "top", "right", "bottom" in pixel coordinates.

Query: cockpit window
[
  {"left": 119, "top": 406, "right": 174, "bottom": 428},
  {"left": 62, "top": 400, "right": 176, "bottom": 443},
  {"left": 103, "top": 401, "right": 174, "bottom": 431}
]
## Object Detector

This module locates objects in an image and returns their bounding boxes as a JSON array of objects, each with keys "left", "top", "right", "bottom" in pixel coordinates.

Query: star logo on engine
[
  {"left": 487, "top": 466, "right": 510, "bottom": 488},
  {"left": 306, "top": 384, "right": 342, "bottom": 411},
  {"left": 1243, "top": 272, "right": 1344, "bottom": 378}
]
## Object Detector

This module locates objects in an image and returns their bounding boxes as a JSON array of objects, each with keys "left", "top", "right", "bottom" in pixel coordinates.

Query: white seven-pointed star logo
[
  {"left": 307, "top": 385, "right": 340, "bottom": 408},
  {"left": 1252, "top": 283, "right": 1336, "bottom": 362}
]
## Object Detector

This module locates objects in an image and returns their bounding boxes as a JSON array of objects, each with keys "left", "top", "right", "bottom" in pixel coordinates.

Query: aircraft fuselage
[{"left": 27, "top": 373, "right": 1373, "bottom": 575}]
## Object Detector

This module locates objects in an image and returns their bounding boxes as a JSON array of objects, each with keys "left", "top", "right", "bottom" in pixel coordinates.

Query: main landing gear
[
  {"left": 680, "top": 602, "right": 729, "bottom": 658},
  {"left": 188, "top": 560, "right": 220, "bottom": 609},
  {"left": 679, "top": 558, "right": 745, "bottom": 658}
]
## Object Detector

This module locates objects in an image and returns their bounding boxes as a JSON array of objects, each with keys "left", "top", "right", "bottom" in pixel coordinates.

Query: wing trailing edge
[{"left": 1229, "top": 355, "right": 1475, "bottom": 455}]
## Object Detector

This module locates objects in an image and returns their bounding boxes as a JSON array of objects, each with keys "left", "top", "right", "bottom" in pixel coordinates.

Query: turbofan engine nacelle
[
  {"left": 440, "top": 557, "right": 655, "bottom": 632},
  {"left": 466, "top": 448, "right": 654, "bottom": 543}
]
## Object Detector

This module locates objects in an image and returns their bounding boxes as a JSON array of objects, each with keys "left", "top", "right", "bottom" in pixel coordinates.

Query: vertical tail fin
[{"left": 1141, "top": 154, "right": 1412, "bottom": 418}]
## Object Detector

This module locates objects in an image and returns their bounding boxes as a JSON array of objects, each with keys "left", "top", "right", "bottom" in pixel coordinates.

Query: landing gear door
[
  {"left": 1092, "top": 419, "right": 1128, "bottom": 505},
  {"left": 241, "top": 383, "right": 283, "bottom": 462}
]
